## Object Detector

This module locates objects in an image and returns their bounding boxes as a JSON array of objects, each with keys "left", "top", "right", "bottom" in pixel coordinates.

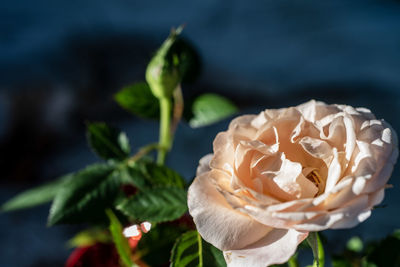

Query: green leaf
[
  {"left": 117, "top": 186, "right": 187, "bottom": 223},
  {"left": 137, "top": 223, "right": 186, "bottom": 266},
  {"left": 1, "top": 174, "right": 72, "bottom": 212},
  {"left": 67, "top": 228, "right": 110, "bottom": 248},
  {"left": 114, "top": 82, "right": 160, "bottom": 119},
  {"left": 106, "top": 209, "right": 137, "bottom": 267},
  {"left": 306, "top": 232, "right": 325, "bottom": 267},
  {"left": 48, "top": 163, "right": 121, "bottom": 226},
  {"left": 87, "top": 122, "right": 131, "bottom": 161},
  {"left": 169, "top": 38, "right": 201, "bottom": 83},
  {"left": 189, "top": 94, "right": 238, "bottom": 128},
  {"left": 143, "top": 162, "right": 186, "bottom": 188},
  {"left": 203, "top": 241, "right": 226, "bottom": 267},
  {"left": 170, "top": 230, "right": 226, "bottom": 267},
  {"left": 121, "top": 162, "right": 185, "bottom": 190}
]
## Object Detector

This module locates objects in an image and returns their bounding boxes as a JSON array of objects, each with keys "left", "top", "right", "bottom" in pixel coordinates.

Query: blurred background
[{"left": 1, "top": 0, "right": 400, "bottom": 266}]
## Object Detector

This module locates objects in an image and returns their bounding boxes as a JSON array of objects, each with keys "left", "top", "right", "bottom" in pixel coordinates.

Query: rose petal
[
  {"left": 196, "top": 154, "right": 213, "bottom": 176},
  {"left": 211, "top": 132, "right": 235, "bottom": 172},
  {"left": 223, "top": 229, "right": 308, "bottom": 267},
  {"left": 324, "top": 148, "right": 342, "bottom": 193},
  {"left": 188, "top": 170, "right": 272, "bottom": 250},
  {"left": 295, "top": 194, "right": 370, "bottom": 231}
]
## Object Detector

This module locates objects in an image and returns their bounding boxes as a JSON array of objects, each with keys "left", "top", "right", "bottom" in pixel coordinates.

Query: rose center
[{"left": 303, "top": 167, "right": 324, "bottom": 196}]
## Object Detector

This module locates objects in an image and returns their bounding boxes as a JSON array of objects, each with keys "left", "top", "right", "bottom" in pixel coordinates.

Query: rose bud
[{"left": 145, "top": 28, "right": 182, "bottom": 99}]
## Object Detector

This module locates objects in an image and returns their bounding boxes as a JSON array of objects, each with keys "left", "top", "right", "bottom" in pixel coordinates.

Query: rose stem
[{"left": 157, "top": 96, "right": 172, "bottom": 164}]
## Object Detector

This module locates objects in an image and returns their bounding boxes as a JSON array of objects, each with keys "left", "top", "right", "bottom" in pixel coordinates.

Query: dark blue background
[{"left": 1, "top": 0, "right": 400, "bottom": 266}]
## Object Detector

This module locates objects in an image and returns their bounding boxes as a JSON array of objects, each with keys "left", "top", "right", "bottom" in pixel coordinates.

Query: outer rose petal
[
  {"left": 188, "top": 170, "right": 273, "bottom": 251},
  {"left": 196, "top": 153, "right": 213, "bottom": 175},
  {"left": 224, "top": 229, "right": 308, "bottom": 267}
]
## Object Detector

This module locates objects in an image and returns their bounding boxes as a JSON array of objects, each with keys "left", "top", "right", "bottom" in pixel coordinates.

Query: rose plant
[
  {"left": 2, "top": 26, "right": 399, "bottom": 267},
  {"left": 188, "top": 100, "right": 398, "bottom": 266}
]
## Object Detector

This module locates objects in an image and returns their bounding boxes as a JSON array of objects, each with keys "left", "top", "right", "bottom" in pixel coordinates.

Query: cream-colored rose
[{"left": 188, "top": 100, "right": 398, "bottom": 267}]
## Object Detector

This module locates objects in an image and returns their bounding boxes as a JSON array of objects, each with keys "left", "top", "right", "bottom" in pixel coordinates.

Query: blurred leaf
[
  {"left": 1, "top": 174, "right": 72, "bottom": 212},
  {"left": 361, "top": 259, "right": 378, "bottom": 267},
  {"left": 48, "top": 163, "right": 120, "bottom": 226},
  {"left": 137, "top": 223, "right": 186, "bottom": 266},
  {"left": 306, "top": 232, "right": 325, "bottom": 267},
  {"left": 170, "top": 38, "right": 201, "bottom": 83},
  {"left": 121, "top": 162, "right": 185, "bottom": 190},
  {"left": 170, "top": 230, "right": 225, "bottom": 267},
  {"left": 346, "top": 236, "right": 363, "bottom": 253},
  {"left": 393, "top": 229, "right": 400, "bottom": 239},
  {"left": 106, "top": 209, "right": 136, "bottom": 267},
  {"left": 117, "top": 186, "right": 187, "bottom": 223},
  {"left": 189, "top": 94, "right": 238, "bottom": 128},
  {"left": 87, "top": 122, "right": 130, "bottom": 161},
  {"left": 67, "top": 228, "right": 110, "bottom": 248},
  {"left": 331, "top": 258, "right": 353, "bottom": 267},
  {"left": 114, "top": 82, "right": 160, "bottom": 119},
  {"left": 365, "top": 229, "right": 400, "bottom": 266}
]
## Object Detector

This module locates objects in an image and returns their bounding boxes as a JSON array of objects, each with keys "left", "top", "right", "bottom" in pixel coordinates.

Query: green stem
[
  {"left": 197, "top": 232, "right": 203, "bottom": 267},
  {"left": 307, "top": 232, "right": 325, "bottom": 267},
  {"left": 157, "top": 97, "right": 172, "bottom": 164},
  {"left": 126, "top": 143, "right": 162, "bottom": 166}
]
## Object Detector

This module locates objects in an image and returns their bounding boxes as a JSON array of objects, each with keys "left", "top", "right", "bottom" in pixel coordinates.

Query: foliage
[
  {"left": 114, "top": 82, "right": 160, "bottom": 119},
  {"left": 170, "top": 230, "right": 225, "bottom": 267},
  {"left": 48, "top": 163, "right": 120, "bottom": 225},
  {"left": 189, "top": 93, "right": 238, "bottom": 128},
  {"left": 117, "top": 186, "right": 187, "bottom": 223},
  {"left": 1, "top": 174, "right": 72, "bottom": 212},
  {"left": 87, "top": 122, "right": 131, "bottom": 161},
  {"left": 106, "top": 209, "right": 136, "bottom": 267}
]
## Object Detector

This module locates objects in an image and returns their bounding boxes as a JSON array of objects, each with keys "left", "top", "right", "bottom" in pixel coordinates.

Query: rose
[{"left": 188, "top": 100, "right": 398, "bottom": 267}]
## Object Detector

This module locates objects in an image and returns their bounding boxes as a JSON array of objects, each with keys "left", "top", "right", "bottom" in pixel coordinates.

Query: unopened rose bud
[
  {"left": 145, "top": 27, "right": 182, "bottom": 99},
  {"left": 140, "top": 221, "right": 151, "bottom": 233}
]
